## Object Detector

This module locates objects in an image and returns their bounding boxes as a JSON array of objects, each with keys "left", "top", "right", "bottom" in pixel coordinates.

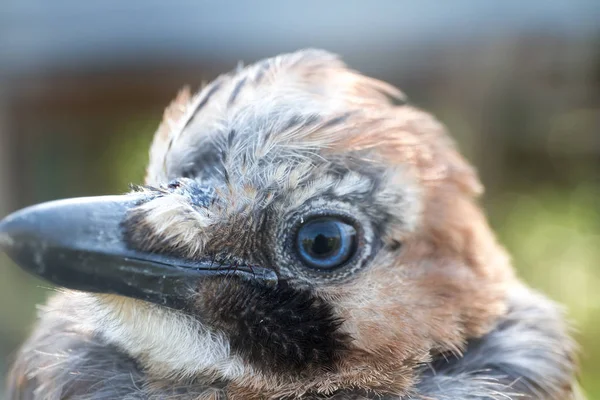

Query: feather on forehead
[{"left": 146, "top": 49, "right": 481, "bottom": 197}]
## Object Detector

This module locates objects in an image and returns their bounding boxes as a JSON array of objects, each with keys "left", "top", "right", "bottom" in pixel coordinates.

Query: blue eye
[{"left": 296, "top": 217, "right": 357, "bottom": 270}]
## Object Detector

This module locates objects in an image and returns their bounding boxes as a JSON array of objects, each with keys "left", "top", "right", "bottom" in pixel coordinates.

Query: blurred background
[{"left": 0, "top": 0, "right": 599, "bottom": 398}]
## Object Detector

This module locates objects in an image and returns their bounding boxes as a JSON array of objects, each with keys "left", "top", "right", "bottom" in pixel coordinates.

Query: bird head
[{"left": 0, "top": 50, "right": 514, "bottom": 398}]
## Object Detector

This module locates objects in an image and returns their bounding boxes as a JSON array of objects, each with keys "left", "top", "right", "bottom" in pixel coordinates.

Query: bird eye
[{"left": 295, "top": 217, "right": 357, "bottom": 270}]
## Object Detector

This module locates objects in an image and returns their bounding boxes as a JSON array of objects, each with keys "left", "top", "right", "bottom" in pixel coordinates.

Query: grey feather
[{"left": 412, "top": 284, "right": 581, "bottom": 400}]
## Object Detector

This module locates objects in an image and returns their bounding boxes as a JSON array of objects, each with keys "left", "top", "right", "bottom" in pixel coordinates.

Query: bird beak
[{"left": 0, "top": 194, "right": 278, "bottom": 307}]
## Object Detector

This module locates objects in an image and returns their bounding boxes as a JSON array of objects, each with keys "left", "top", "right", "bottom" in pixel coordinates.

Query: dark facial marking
[{"left": 200, "top": 279, "right": 351, "bottom": 375}]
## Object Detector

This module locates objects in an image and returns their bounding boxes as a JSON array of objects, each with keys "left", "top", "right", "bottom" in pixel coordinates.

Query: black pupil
[
  {"left": 296, "top": 217, "right": 357, "bottom": 269},
  {"left": 304, "top": 226, "right": 340, "bottom": 258}
]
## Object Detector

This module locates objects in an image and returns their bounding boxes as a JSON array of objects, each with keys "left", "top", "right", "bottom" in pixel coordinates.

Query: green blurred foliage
[{"left": 488, "top": 185, "right": 600, "bottom": 397}]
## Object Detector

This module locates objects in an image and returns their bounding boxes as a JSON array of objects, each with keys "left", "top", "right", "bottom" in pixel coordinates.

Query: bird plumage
[{"left": 5, "top": 49, "right": 580, "bottom": 399}]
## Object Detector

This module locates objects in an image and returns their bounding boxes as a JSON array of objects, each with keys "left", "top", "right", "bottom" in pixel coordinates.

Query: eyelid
[{"left": 278, "top": 200, "right": 377, "bottom": 282}]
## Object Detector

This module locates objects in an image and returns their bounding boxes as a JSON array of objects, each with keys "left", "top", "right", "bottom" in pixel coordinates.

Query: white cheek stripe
[{"left": 87, "top": 296, "right": 250, "bottom": 380}]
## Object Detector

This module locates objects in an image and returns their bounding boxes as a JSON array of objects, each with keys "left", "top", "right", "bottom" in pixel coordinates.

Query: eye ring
[{"left": 295, "top": 217, "right": 358, "bottom": 270}]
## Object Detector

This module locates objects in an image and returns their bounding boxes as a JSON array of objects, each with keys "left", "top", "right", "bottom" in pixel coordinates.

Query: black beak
[{"left": 0, "top": 194, "right": 277, "bottom": 307}]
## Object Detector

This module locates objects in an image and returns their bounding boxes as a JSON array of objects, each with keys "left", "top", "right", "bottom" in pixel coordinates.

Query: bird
[{"left": 0, "top": 49, "right": 580, "bottom": 400}]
